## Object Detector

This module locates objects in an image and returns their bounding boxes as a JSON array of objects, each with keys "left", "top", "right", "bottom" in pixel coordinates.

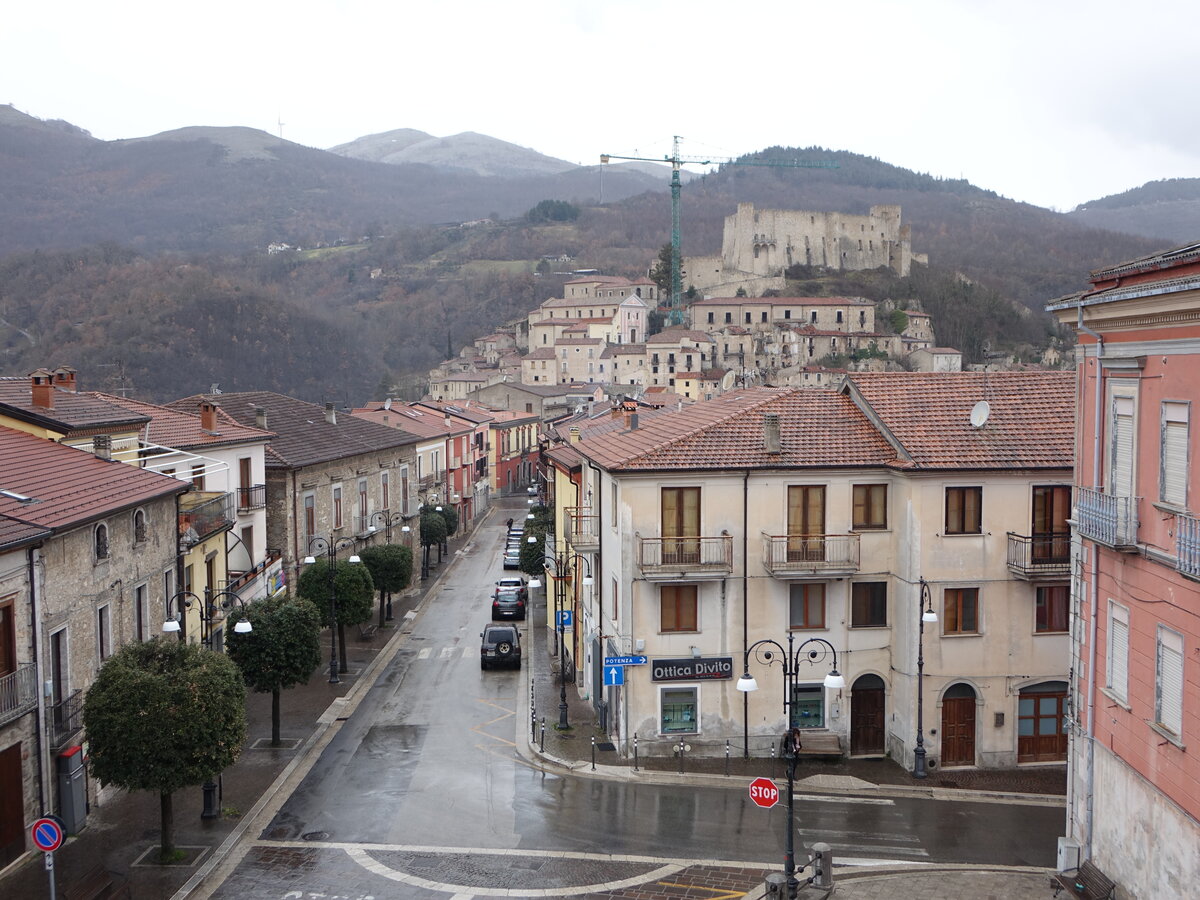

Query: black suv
[
  {"left": 491, "top": 587, "right": 526, "bottom": 621},
  {"left": 480, "top": 624, "right": 521, "bottom": 669}
]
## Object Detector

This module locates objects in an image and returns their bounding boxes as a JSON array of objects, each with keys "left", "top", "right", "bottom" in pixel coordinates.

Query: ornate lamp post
[
  {"left": 368, "top": 510, "right": 410, "bottom": 622},
  {"left": 303, "top": 536, "right": 361, "bottom": 684},
  {"left": 528, "top": 547, "right": 593, "bottom": 730},
  {"left": 914, "top": 578, "right": 938, "bottom": 779},
  {"left": 737, "top": 633, "right": 845, "bottom": 899}
]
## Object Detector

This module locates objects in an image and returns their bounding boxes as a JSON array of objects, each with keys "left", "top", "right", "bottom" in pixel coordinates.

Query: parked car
[
  {"left": 503, "top": 548, "right": 521, "bottom": 569},
  {"left": 491, "top": 587, "right": 526, "bottom": 620},
  {"left": 494, "top": 577, "right": 528, "bottom": 601},
  {"left": 480, "top": 624, "right": 521, "bottom": 669}
]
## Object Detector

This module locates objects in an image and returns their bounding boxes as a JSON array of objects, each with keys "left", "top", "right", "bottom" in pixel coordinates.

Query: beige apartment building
[{"left": 552, "top": 372, "right": 1074, "bottom": 770}]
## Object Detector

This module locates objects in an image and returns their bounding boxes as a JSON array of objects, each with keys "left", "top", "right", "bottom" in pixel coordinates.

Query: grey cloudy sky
[{"left": 6, "top": 0, "right": 1195, "bottom": 211}]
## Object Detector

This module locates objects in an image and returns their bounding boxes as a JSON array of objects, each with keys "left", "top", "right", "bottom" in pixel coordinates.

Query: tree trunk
[
  {"left": 160, "top": 790, "right": 174, "bottom": 861},
  {"left": 378, "top": 591, "right": 385, "bottom": 629},
  {"left": 271, "top": 687, "right": 281, "bottom": 746},
  {"left": 338, "top": 623, "right": 348, "bottom": 673}
]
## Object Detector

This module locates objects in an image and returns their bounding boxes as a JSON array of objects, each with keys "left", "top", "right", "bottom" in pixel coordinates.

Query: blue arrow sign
[
  {"left": 604, "top": 655, "right": 648, "bottom": 666},
  {"left": 603, "top": 665, "right": 625, "bottom": 686}
]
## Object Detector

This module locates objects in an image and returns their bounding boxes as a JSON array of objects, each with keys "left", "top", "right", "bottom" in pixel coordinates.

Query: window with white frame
[
  {"left": 333, "top": 484, "right": 343, "bottom": 528},
  {"left": 1109, "top": 393, "right": 1136, "bottom": 497},
  {"left": 1160, "top": 401, "right": 1189, "bottom": 508},
  {"left": 1155, "top": 625, "right": 1184, "bottom": 737},
  {"left": 1106, "top": 601, "right": 1129, "bottom": 703},
  {"left": 660, "top": 686, "right": 698, "bottom": 734}
]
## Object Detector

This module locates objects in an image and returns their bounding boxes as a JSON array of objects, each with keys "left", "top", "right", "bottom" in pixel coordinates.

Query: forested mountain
[{"left": 1066, "top": 178, "right": 1200, "bottom": 243}]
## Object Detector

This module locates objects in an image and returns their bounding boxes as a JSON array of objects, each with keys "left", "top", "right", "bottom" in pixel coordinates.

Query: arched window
[
  {"left": 95, "top": 523, "right": 110, "bottom": 560},
  {"left": 133, "top": 509, "right": 147, "bottom": 543}
]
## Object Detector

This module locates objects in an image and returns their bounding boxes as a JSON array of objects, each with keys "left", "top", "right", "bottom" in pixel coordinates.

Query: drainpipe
[
  {"left": 29, "top": 546, "right": 48, "bottom": 814},
  {"left": 1077, "top": 304, "right": 1103, "bottom": 858},
  {"left": 742, "top": 469, "right": 750, "bottom": 757}
]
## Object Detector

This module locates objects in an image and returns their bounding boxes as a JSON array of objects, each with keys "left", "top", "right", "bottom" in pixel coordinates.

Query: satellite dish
[
  {"left": 970, "top": 400, "right": 991, "bottom": 428},
  {"left": 720, "top": 371, "right": 736, "bottom": 391}
]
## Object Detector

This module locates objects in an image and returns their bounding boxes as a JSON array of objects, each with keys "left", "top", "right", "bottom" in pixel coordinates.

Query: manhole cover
[{"left": 302, "top": 831, "right": 330, "bottom": 841}]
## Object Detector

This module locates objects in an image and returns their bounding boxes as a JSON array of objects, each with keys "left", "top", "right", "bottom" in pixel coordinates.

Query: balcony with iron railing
[
  {"left": 1177, "top": 513, "right": 1200, "bottom": 581},
  {"left": 1075, "top": 486, "right": 1139, "bottom": 550},
  {"left": 0, "top": 663, "right": 37, "bottom": 727},
  {"left": 565, "top": 507, "right": 599, "bottom": 551},
  {"left": 1006, "top": 532, "right": 1072, "bottom": 579},
  {"left": 761, "top": 533, "right": 860, "bottom": 577},
  {"left": 179, "top": 491, "right": 235, "bottom": 549},
  {"left": 49, "top": 689, "right": 84, "bottom": 750},
  {"left": 236, "top": 483, "right": 267, "bottom": 512},
  {"left": 635, "top": 533, "right": 733, "bottom": 580},
  {"left": 225, "top": 549, "right": 284, "bottom": 599}
]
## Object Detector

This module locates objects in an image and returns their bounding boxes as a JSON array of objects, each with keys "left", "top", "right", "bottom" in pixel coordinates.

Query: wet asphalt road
[{"left": 205, "top": 522, "right": 1061, "bottom": 898}]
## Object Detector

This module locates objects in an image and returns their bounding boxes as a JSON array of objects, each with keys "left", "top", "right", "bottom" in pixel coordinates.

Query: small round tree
[
  {"left": 438, "top": 504, "right": 459, "bottom": 539},
  {"left": 419, "top": 507, "right": 448, "bottom": 576},
  {"left": 296, "top": 558, "right": 375, "bottom": 673},
  {"left": 226, "top": 594, "right": 322, "bottom": 745},
  {"left": 359, "top": 543, "right": 414, "bottom": 627},
  {"left": 84, "top": 638, "right": 246, "bottom": 861}
]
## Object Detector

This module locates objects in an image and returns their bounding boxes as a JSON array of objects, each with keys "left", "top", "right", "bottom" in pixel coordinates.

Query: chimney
[
  {"left": 763, "top": 414, "right": 781, "bottom": 454},
  {"left": 324, "top": 402, "right": 337, "bottom": 425},
  {"left": 569, "top": 425, "right": 581, "bottom": 444},
  {"left": 52, "top": 366, "right": 77, "bottom": 392},
  {"left": 200, "top": 400, "right": 219, "bottom": 433},
  {"left": 29, "top": 370, "right": 54, "bottom": 409},
  {"left": 255, "top": 407, "right": 267, "bottom": 430},
  {"left": 92, "top": 434, "right": 112, "bottom": 460},
  {"left": 630, "top": 413, "right": 639, "bottom": 430}
]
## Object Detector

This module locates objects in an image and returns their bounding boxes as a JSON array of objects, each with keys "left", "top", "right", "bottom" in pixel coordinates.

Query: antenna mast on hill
[
  {"left": 277, "top": 116, "right": 285, "bottom": 140},
  {"left": 600, "top": 137, "right": 838, "bottom": 327}
]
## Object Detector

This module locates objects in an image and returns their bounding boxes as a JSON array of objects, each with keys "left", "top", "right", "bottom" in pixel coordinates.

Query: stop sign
[{"left": 748, "top": 776, "right": 779, "bottom": 808}]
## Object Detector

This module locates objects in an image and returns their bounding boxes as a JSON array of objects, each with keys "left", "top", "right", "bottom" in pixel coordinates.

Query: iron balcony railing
[
  {"left": 236, "top": 483, "right": 267, "bottom": 511},
  {"left": 1177, "top": 513, "right": 1200, "bottom": 581},
  {"left": 761, "top": 534, "right": 860, "bottom": 576},
  {"left": 225, "top": 549, "right": 284, "bottom": 598},
  {"left": 50, "top": 689, "right": 84, "bottom": 750},
  {"left": 1074, "top": 486, "right": 1139, "bottom": 549},
  {"left": 179, "top": 491, "right": 234, "bottom": 548},
  {"left": 565, "top": 507, "right": 599, "bottom": 549},
  {"left": 0, "top": 663, "right": 38, "bottom": 727},
  {"left": 636, "top": 534, "right": 733, "bottom": 577},
  {"left": 1006, "top": 532, "right": 1072, "bottom": 578}
]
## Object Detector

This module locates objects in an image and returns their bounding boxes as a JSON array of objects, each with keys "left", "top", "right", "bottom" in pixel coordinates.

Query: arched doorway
[
  {"left": 941, "top": 683, "right": 977, "bottom": 767},
  {"left": 1017, "top": 681, "right": 1068, "bottom": 763},
  {"left": 850, "top": 674, "right": 886, "bottom": 756}
]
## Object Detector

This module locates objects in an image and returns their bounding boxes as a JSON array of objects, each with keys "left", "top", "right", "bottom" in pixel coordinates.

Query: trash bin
[{"left": 57, "top": 745, "right": 87, "bottom": 834}]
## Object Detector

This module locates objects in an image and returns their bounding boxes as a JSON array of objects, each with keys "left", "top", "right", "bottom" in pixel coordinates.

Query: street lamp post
[
  {"left": 736, "top": 633, "right": 845, "bottom": 899},
  {"left": 528, "top": 546, "right": 593, "bottom": 730},
  {"left": 914, "top": 578, "right": 939, "bottom": 779},
  {"left": 303, "top": 536, "right": 362, "bottom": 684},
  {"left": 162, "top": 588, "right": 253, "bottom": 818}
]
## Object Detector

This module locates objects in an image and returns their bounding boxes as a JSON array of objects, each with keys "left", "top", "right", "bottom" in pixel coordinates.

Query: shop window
[
  {"left": 661, "top": 686, "right": 698, "bottom": 734},
  {"left": 790, "top": 685, "right": 825, "bottom": 728}
]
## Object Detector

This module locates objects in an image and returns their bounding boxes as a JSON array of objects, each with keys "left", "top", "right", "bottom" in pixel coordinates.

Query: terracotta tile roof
[
  {"left": 576, "top": 388, "right": 898, "bottom": 471},
  {"left": 0, "top": 512, "right": 52, "bottom": 550},
  {"left": 843, "top": 371, "right": 1074, "bottom": 469},
  {"left": 645, "top": 329, "right": 715, "bottom": 345},
  {"left": 523, "top": 348, "right": 557, "bottom": 360},
  {"left": 412, "top": 400, "right": 494, "bottom": 425},
  {"left": 351, "top": 405, "right": 471, "bottom": 440},
  {"left": 0, "top": 426, "right": 187, "bottom": 530},
  {"left": 0, "top": 377, "right": 149, "bottom": 434},
  {"left": 170, "top": 392, "right": 419, "bottom": 470},
  {"left": 86, "top": 393, "right": 272, "bottom": 451}
]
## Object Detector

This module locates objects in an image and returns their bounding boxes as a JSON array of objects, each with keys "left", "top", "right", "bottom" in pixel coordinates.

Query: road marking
[
  {"left": 793, "top": 793, "right": 895, "bottom": 805},
  {"left": 418, "top": 648, "right": 432, "bottom": 659},
  {"left": 656, "top": 883, "right": 745, "bottom": 899},
  {"left": 795, "top": 828, "right": 920, "bottom": 843},
  {"left": 818, "top": 843, "right": 930, "bottom": 858},
  {"left": 439, "top": 646, "right": 456, "bottom": 659}
]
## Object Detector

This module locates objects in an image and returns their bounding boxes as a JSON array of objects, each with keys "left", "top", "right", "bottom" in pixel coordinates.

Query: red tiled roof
[
  {"left": 843, "top": 371, "right": 1074, "bottom": 469},
  {"left": 0, "top": 426, "right": 187, "bottom": 530},
  {"left": 523, "top": 348, "right": 557, "bottom": 360},
  {"left": 0, "top": 512, "right": 52, "bottom": 550},
  {"left": 87, "top": 393, "right": 273, "bottom": 450},
  {"left": 646, "top": 329, "right": 714, "bottom": 345},
  {"left": 351, "top": 405, "right": 472, "bottom": 440},
  {"left": 0, "top": 377, "right": 149, "bottom": 434}
]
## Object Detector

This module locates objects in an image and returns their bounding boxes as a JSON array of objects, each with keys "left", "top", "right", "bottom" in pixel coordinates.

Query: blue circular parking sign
[{"left": 32, "top": 816, "right": 64, "bottom": 853}]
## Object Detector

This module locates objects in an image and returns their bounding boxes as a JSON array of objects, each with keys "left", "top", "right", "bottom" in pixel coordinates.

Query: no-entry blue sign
[
  {"left": 604, "top": 655, "right": 647, "bottom": 666},
  {"left": 31, "top": 816, "right": 64, "bottom": 853}
]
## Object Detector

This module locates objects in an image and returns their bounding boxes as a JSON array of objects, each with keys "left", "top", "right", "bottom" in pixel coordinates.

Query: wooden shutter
[
  {"left": 1157, "top": 626, "right": 1184, "bottom": 735},
  {"left": 1161, "top": 403, "right": 1189, "bottom": 507}
]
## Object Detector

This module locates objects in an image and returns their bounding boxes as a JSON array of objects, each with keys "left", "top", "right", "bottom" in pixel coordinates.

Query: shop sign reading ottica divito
[{"left": 651, "top": 657, "right": 734, "bottom": 682}]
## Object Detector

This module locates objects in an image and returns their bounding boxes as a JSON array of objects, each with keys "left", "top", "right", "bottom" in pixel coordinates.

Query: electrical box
[
  {"left": 1057, "top": 837, "right": 1080, "bottom": 873},
  {"left": 57, "top": 746, "right": 87, "bottom": 834}
]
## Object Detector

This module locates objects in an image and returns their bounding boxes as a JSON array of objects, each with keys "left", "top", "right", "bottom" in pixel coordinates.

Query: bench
[
  {"left": 794, "top": 732, "right": 842, "bottom": 756},
  {"left": 358, "top": 622, "right": 379, "bottom": 640},
  {"left": 1052, "top": 860, "right": 1116, "bottom": 900},
  {"left": 64, "top": 863, "right": 131, "bottom": 900}
]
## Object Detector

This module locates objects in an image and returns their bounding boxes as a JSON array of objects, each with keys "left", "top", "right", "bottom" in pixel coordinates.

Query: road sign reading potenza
[{"left": 748, "top": 776, "right": 779, "bottom": 809}]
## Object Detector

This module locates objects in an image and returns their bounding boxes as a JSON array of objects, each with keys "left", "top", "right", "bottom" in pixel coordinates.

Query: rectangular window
[
  {"left": 660, "top": 584, "right": 698, "bottom": 632},
  {"left": 304, "top": 493, "right": 316, "bottom": 544},
  {"left": 852, "top": 484, "right": 887, "bottom": 529},
  {"left": 1106, "top": 601, "right": 1129, "bottom": 702},
  {"left": 191, "top": 463, "right": 205, "bottom": 490},
  {"left": 1110, "top": 394, "right": 1135, "bottom": 497},
  {"left": 945, "top": 486, "right": 982, "bottom": 534},
  {"left": 381, "top": 471, "right": 390, "bottom": 511},
  {"left": 761, "top": 311, "right": 768, "bottom": 322},
  {"left": 1156, "top": 626, "right": 1184, "bottom": 736},
  {"left": 333, "top": 485, "right": 343, "bottom": 528},
  {"left": 1161, "top": 401, "right": 1189, "bottom": 507},
  {"left": 97, "top": 604, "right": 111, "bottom": 662},
  {"left": 707, "top": 312, "right": 714, "bottom": 324},
  {"left": 789, "top": 583, "right": 825, "bottom": 629},
  {"left": 661, "top": 487, "right": 700, "bottom": 565},
  {"left": 661, "top": 686, "right": 698, "bottom": 734},
  {"left": 790, "top": 684, "right": 825, "bottom": 728},
  {"left": 725, "top": 312, "right": 732, "bottom": 324},
  {"left": 612, "top": 577, "right": 619, "bottom": 624},
  {"left": 1035, "top": 585, "right": 1069, "bottom": 633},
  {"left": 358, "top": 478, "right": 369, "bottom": 528},
  {"left": 0, "top": 598, "right": 16, "bottom": 676},
  {"left": 943, "top": 588, "right": 979, "bottom": 634},
  {"left": 851, "top": 582, "right": 888, "bottom": 627},
  {"left": 1032, "top": 485, "right": 1072, "bottom": 561},
  {"left": 745, "top": 312, "right": 752, "bottom": 324},
  {"left": 400, "top": 466, "right": 410, "bottom": 516},
  {"left": 134, "top": 583, "right": 147, "bottom": 642}
]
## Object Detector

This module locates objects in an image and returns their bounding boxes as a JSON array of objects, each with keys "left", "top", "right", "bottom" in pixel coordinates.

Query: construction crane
[{"left": 601, "top": 136, "right": 838, "bottom": 325}]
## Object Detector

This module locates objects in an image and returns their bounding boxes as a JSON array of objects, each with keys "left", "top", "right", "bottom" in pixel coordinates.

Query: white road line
[
  {"left": 818, "top": 844, "right": 930, "bottom": 858},
  {"left": 439, "top": 646, "right": 456, "bottom": 659},
  {"left": 418, "top": 648, "right": 432, "bottom": 660},
  {"left": 793, "top": 793, "right": 895, "bottom": 805},
  {"left": 795, "top": 828, "right": 921, "bottom": 843}
]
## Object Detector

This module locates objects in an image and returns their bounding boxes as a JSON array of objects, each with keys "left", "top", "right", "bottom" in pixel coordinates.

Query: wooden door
[
  {"left": 1032, "top": 486, "right": 1071, "bottom": 562},
  {"left": 0, "top": 743, "right": 23, "bottom": 868},
  {"left": 941, "top": 692, "right": 977, "bottom": 767},
  {"left": 661, "top": 487, "right": 700, "bottom": 565},
  {"left": 850, "top": 677, "right": 885, "bottom": 756},
  {"left": 1018, "top": 684, "right": 1068, "bottom": 762},
  {"left": 787, "top": 485, "right": 825, "bottom": 561}
]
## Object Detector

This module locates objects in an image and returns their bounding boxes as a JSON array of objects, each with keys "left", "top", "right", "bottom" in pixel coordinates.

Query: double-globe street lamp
[
  {"left": 737, "top": 633, "right": 845, "bottom": 899},
  {"left": 913, "top": 578, "right": 939, "bottom": 779},
  {"left": 527, "top": 546, "right": 593, "bottom": 730},
  {"left": 368, "top": 510, "right": 413, "bottom": 622},
  {"left": 303, "top": 536, "right": 362, "bottom": 684},
  {"left": 162, "top": 588, "right": 253, "bottom": 818}
]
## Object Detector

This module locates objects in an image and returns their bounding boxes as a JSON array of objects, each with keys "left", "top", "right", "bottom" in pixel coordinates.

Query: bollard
[
  {"left": 764, "top": 873, "right": 787, "bottom": 897},
  {"left": 725, "top": 739, "right": 731, "bottom": 776},
  {"left": 811, "top": 842, "right": 834, "bottom": 888},
  {"left": 677, "top": 739, "right": 685, "bottom": 774},
  {"left": 591, "top": 735, "right": 596, "bottom": 771},
  {"left": 633, "top": 734, "right": 639, "bottom": 772},
  {"left": 540, "top": 718, "right": 545, "bottom": 753}
]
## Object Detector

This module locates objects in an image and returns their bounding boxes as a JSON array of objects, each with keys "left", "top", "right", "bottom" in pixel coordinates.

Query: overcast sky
[{"left": 6, "top": 0, "right": 1195, "bottom": 212}]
